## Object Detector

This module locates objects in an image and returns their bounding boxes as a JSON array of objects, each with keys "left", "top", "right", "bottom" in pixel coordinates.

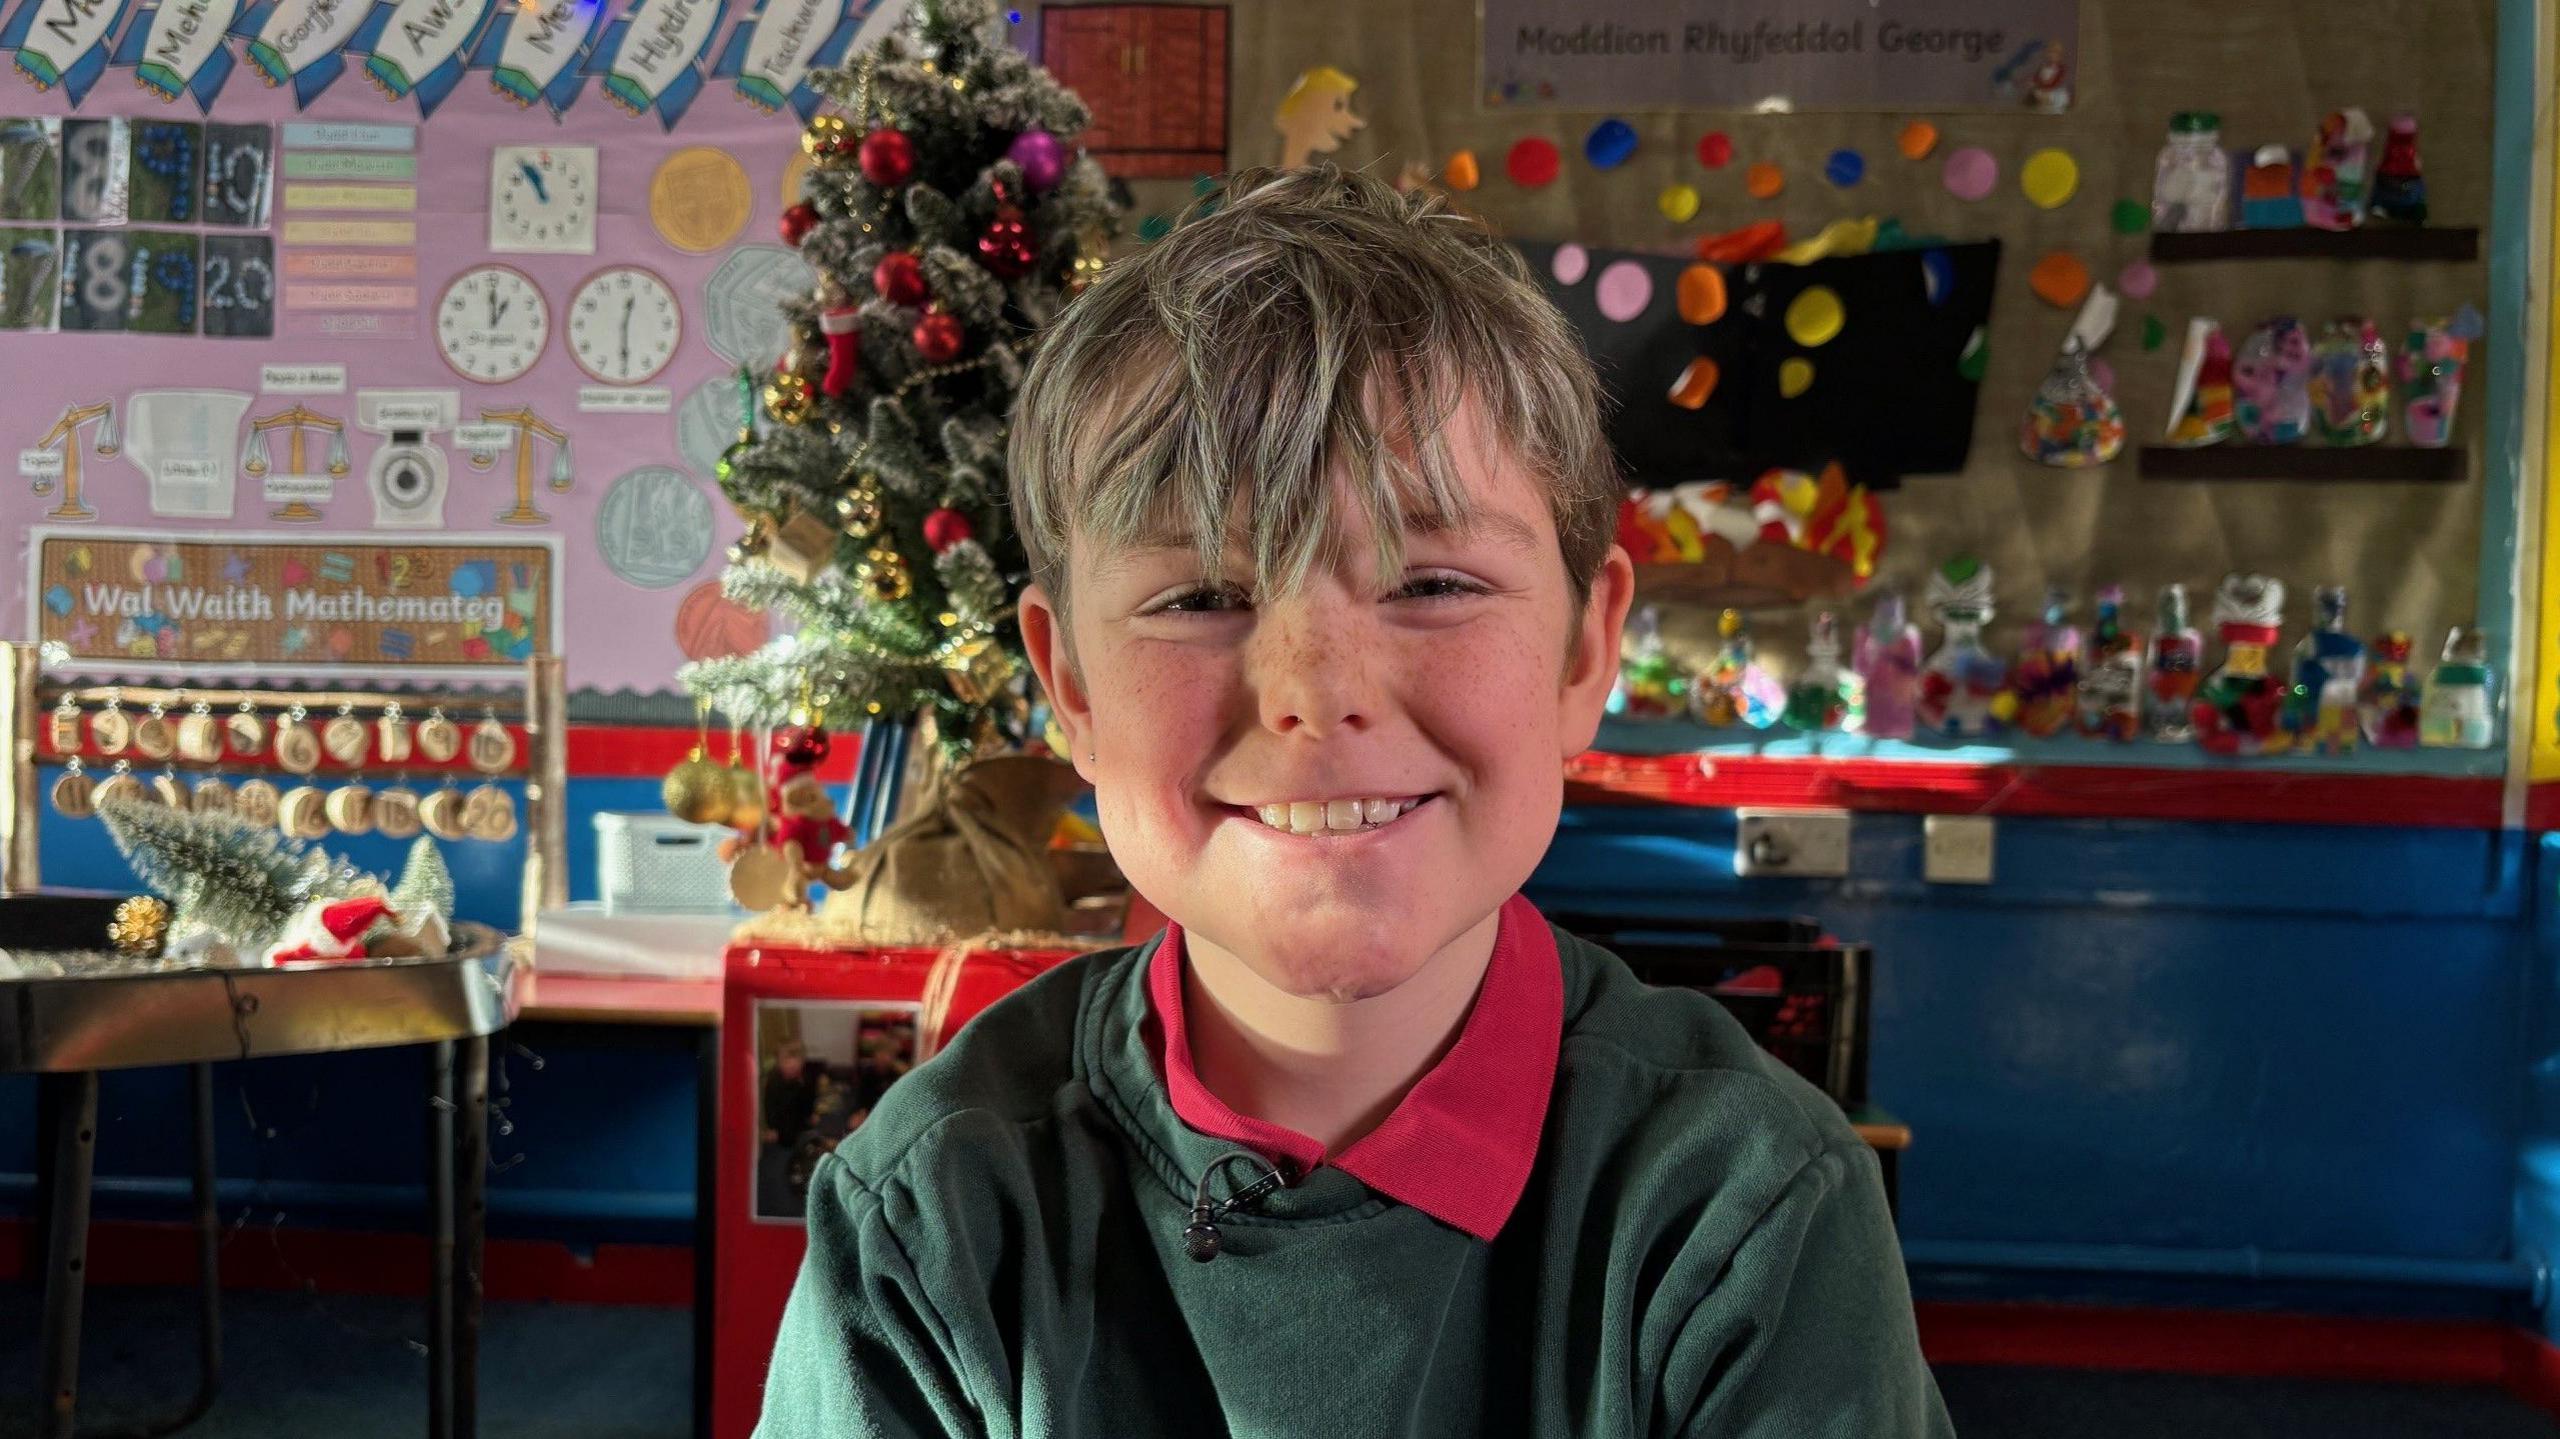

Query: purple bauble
[{"left": 1007, "top": 130, "right": 1068, "bottom": 192}]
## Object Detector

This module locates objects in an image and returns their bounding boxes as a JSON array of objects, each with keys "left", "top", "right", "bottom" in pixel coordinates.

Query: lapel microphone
[{"left": 1183, "top": 1150, "right": 1289, "bottom": 1262}]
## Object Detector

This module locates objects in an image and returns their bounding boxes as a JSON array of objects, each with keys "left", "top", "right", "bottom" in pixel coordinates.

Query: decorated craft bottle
[
  {"left": 1693, "top": 610, "right": 1780, "bottom": 729},
  {"left": 1607, "top": 604, "right": 1685, "bottom": 720},
  {"left": 2151, "top": 112, "right": 2232, "bottom": 233},
  {"left": 2145, "top": 584, "right": 2204, "bottom": 742},
  {"left": 1854, "top": 589, "right": 1924, "bottom": 740},
  {"left": 1918, "top": 557, "right": 2013, "bottom": 738},
  {"left": 2009, "top": 586, "right": 2082, "bottom": 738},
  {"left": 2419, "top": 626, "right": 2497, "bottom": 749},
  {"left": 2191, "top": 574, "right": 2292, "bottom": 757},
  {"left": 2358, "top": 632, "right": 2423, "bottom": 748},
  {"left": 1782, "top": 612, "right": 1854, "bottom": 732},
  {"left": 2075, "top": 585, "right": 2145, "bottom": 741},
  {"left": 2285, "top": 585, "right": 2368, "bottom": 753}
]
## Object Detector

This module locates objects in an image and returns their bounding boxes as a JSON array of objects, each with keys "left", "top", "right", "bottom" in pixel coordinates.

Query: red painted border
[
  {"left": 1916, "top": 1302, "right": 2510, "bottom": 1385},
  {"left": 1566, "top": 752, "right": 2505, "bottom": 829},
  {"left": 2527, "top": 783, "right": 2560, "bottom": 832}
]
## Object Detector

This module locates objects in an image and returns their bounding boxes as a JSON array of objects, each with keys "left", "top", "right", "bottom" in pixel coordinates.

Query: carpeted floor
[{"left": 5, "top": 1284, "right": 2558, "bottom": 1437}]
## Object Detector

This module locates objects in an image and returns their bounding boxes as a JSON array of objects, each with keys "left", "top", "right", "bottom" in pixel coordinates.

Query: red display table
[{"left": 712, "top": 937, "right": 1088, "bottom": 1439}]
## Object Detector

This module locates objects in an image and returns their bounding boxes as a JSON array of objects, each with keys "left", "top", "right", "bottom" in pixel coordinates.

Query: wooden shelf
[
  {"left": 2148, "top": 227, "right": 2479, "bottom": 263},
  {"left": 2137, "top": 445, "right": 2466, "bottom": 483}
]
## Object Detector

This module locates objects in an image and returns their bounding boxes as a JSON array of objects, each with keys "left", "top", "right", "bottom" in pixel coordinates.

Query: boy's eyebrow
[{"left": 1407, "top": 507, "right": 1541, "bottom": 556}]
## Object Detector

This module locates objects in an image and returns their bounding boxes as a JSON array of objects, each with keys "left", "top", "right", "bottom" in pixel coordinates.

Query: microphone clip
[{"left": 1182, "top": 1150, "right": 1288, "bottom": 1263}]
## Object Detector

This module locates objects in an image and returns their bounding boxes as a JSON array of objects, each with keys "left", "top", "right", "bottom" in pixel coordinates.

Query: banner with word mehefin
[
  {"left": 32, "top": 528, "right": 559, "bottom": 676},
  {"left": 1480, "top": 0, "right": 2079, "bottom": 111}
]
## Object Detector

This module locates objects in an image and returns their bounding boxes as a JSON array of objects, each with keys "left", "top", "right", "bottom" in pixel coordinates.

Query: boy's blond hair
[{"left": 1008, "top": 164, "right": 1619, "bottom": 615}]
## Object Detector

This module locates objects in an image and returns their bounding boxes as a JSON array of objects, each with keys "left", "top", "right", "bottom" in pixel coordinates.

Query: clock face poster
[{"left": 0, "top": 3, "right": 896, "bottom": 697}]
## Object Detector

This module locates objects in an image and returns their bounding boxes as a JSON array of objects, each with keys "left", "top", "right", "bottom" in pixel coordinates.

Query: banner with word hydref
[
  {"left": 1479, "top": 0, "right": 2079, "bottom": 111},
  {"left": 32, "top": 527, "right": 559, "bottom": 676}
]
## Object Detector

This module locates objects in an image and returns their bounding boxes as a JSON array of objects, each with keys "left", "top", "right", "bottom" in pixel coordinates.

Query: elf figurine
[
  {"left": 1918, "top": 556, "right": 2014, "bottom": 738},
  {"left": 2358, "top": 631, "right": 2424, "bottom": 749},
  {"left": 1853, "top": 589, "right": 1924, "bottom": 740},
  {"left": 2191, "top": 574, "right": 2293, "bottom": 757},
  {"left": 2285, "top": 585, "right": 2367, "bottom": 754},
  {"left": 267, "top": 895, "right": 399, "bottom": 966},
  {"left": 2075, "top": 585, "right": 2145, "bottom": 742},
  {"left": 1781, "top": 611, "right": 1854, "bottom": 732},
  {"left": 2009, "top": 585, "right": 2082, "bottom": 738},
  {"left": 817, "top": 275, "right": 860, "bottom": 397},
  {"left": 2145, "top": 583, "right": 2204, "bottom": 743}
]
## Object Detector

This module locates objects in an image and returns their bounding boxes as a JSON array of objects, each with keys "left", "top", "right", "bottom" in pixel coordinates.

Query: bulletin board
[
  {"left": 0, "top": 0, "right": 915, "bottom": 703},
  {"left": 1040, "top": 0, "right": 2523, "bottom": 778}
]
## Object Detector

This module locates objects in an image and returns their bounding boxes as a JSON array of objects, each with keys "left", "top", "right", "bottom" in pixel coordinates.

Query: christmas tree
[
  {"left": 681, "top": 0, "right": 1121, "bottom": 764},
  {"left": 97, "top": 795, "right": 374, "bottom": 948}
]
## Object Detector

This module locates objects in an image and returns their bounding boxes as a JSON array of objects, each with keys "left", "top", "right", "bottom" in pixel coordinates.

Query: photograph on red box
[{"left": 751, "top": 999, "right": 918, "bottom": 1222}]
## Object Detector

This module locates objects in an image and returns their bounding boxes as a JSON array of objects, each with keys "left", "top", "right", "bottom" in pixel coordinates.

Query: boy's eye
[
  {"left": 1393, "top": 572, "right": 1489, "bottom": 603},
  {"left": 1146, "top": 582, "right": 1251, "bottom": 615}
]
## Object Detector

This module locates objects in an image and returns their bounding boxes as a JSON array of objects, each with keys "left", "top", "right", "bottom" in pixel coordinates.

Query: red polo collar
[{"left": 1148, "top": 893, "right": 1563, "bottom": 1242}]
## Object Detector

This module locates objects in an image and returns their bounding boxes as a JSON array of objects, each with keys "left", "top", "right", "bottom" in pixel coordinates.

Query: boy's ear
[
  {"left": 1559, "top": 544, "right": 1636, "bottom": 757},
  {"left": 1019, "top": 582, "right": 1095, "bottom": 782}
]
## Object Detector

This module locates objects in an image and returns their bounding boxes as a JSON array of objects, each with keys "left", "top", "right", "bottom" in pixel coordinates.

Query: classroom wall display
[
  {"left": 28, "top": 528, "right": 559, "bottom": 676},
  {"left": 0, "top": 0, "right": 932, "bottom": 702}
]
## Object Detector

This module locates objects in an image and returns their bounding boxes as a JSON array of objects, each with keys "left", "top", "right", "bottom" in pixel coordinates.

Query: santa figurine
[
  {"left": 267, "top": 895, "right": 398, "bottom": 966},
  {"left": 816, "top": 275, "right": 859, "bottom": 397},
  {"left": 766, "top": 726, "right": 854, "bottom": 906}
]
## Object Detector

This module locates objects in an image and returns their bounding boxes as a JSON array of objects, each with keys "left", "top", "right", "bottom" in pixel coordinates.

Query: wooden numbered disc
[
  {"left": 325, "top": 782, "right": 376, "bottom": 835},
  {"left": 323, "top": 714, "right": 371, "bottom": 767},
  {"left": 467, "top": 718, "right": 518, "bottom": 774},
  {"left": 417, "top": 714, "right": 462, "bottom": 764},
  {"left": 462, "top": 783, "right": 518, "bottom": 842},
  {"left": 150, "top": 771, "right": 188, "bottom": 807},
  {"left": 728, "top": 845, "right": 792, "bottom": 911},
  {"left": 133, "top": 714, "right": 176, "bottom": 761},
  {"left": 374, "top": 786, "right": 422, "bottom": 839},
  {"left": 177, "top": 710, "right": 223, "bottom": 763},
  {"left": 725, "top": 764, "right": 767, "bottom": 829},
  {"left": 232, "top": 778, "right": 281, "bottom": 829},
  {"left": 274, "top": 719, "right": 321, "bottom": 775},
  {"left": 93, "top": 771, "right": 147, "bottom": 810},
  {"left": 191, "top": 776, "right": 235, "bottom": 817},
  {"left": 48, "top": 707, "right": 81, "bottom": 753},
  {"left": 91, "top": 707, "right": 131, "bottom": 755},
  {"left": 51, "top": 770, "right": 94, "bottom": 819},
  {"left": 279, "top": 785, "right": 331, "bottom": 839},
  {"left": 420, "top": 787, "right": 470, "bottom": 841},
  {"left": 377, "top": 714, "right": 415, "bottom": 764},
  {"left": 225, "top": 709, "right": 267, "bottom": 757}
]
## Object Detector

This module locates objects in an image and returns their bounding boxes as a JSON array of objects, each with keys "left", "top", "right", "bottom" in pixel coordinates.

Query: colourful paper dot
[
  {"left": 1658, "top": 182, "right": 1700, "bottom": 223},
  {"left": 1898, "top": 121, "right": 1940, "bottom": 160},
  {"left": 1676, "top": 264, "right": 1728, "bottom": 325},
  {"left": 1697, "top": 132, "right": 1734, "bottom": 168},
  {"left": 1594, "top": 260, "right": 1654, "bottom": 322},
  {"left": 2021, "top": 148, "right": 2080, "bottom": 209},
  {"left": 1745, "top": 163, "right": 1784, "bottom": 200},
  {"left": 1823, "top": 149, "right": 1866, "bottom": 187},
  {"left": 2029, "top": 252, "right": 2092, "bottom": 308},
  {"left": 1942, "top": 147, "right": 1998, "bottom": 201},
  {"left": 1507, "top": 136, "right": 1561, "bottom": 187},
  {"left": 2111, "top": 199, "right": 2149, "bottom": 235},
  {"left": 1444, "top": 150, "right": 1480, "bottom": 191},
  {"left": 1785, "top": 286, "right": 1846, "bottom": 347},
  {"left": 1551, "top": 243, "right": 1589, "bottom": 286},
  {"left": 1585, "top": 119, "right": 1638, "bottom": 169},
  {"left": 1958, "top": 326, "right": 1989, "bottom": 380},
  {"left": 1778, "top": 358, "right": 1816, "bottom": 398},
  {"left": 1193, "top": 174, "right": 1218, "bottom": 197},
  {"left": 1667, "top": 357, "right": 1720, "bottom": 410},
  {"left": 2142, "top": 314, "right": 2168, "bottom": 351},
  {"left": 1137, "top": 213, "right": 1172, "bottom": 242},
  {"left": 2117, "top": 260, "right": 2159, "bottom": 300},
  {"left": 1920, "top": 249, "right": 1955, "bottom": 305}
]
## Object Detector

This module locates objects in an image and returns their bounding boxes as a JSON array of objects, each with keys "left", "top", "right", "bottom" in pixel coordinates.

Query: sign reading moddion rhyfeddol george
[{"left": 1480, "top": 0, "right": 2081, "bottom": 111}]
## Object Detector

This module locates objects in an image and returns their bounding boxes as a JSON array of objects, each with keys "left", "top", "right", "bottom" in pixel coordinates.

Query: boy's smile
[{"left": 1024, "top": 399, "right": 1633, "bottom": 1005}]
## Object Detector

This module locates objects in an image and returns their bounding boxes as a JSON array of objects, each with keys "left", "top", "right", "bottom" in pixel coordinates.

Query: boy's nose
[{"left": 1250, "top": 613, "right": 1375, "bottom": 738}]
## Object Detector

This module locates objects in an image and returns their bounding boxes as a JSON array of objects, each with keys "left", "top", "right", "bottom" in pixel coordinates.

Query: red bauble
[
  {"left": 912, "top": 309, "right": 965, "bottom": 365},
  {"left": 873, "top": 251, "right": 927, "bottom": 306},
  {"left": 773, "top": 724, "right": 830, "bottom": 768},
  {"left": 779, "top": 201, "right": 818, "bottom": 247},
  {"left": 858, "top": 128, "right": 916, "bottom": 188},
  {"left": 922, "top": 507, "right": 975, "bottom": 555},
  {"left": 976, "top": 205, "right": 1036, "bottom": 279}
]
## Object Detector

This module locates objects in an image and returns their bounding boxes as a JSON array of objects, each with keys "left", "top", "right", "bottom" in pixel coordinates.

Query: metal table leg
[
  {"left": 428, "top": 1040, "right": 455, "bottom": 1439},
  {"left": 37, "top": 1070, "right": 98, "bottom": 1439},
  {"left": 453, "top": 1034, "right": 488, "bottom": 1439},
  {"left": 90, "top": 1063, "right": 225, "bottom": 1439}
]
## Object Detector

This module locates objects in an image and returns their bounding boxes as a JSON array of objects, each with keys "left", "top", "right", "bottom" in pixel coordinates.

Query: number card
[
  {"left": 60, "top": 118, "right": 129, "bottom": 224},
  {"left": 60, "top": 229, "right": 199, "bottom": 334},
  {"left": 0, "top": 227, "right": 58, "bottom": 330},
  {"left": 127, "top": 120, "right": 203, "bottom": 224},
  {"left": 202, "top": 234, "right": 276, "bottom": 338},
  {"left": 0, "top": 118, "right": 61, "bottom": 222},
  {"left": 202, "top": 124, "right": 274, "bottom": 229}
]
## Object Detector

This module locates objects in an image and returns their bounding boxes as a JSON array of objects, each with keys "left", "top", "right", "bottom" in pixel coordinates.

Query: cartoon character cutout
[
  {"left": 1275, "top": 66, "right": 1365, "bottom": 169},
  {"left": 2233, "top": 318, "right": 2313, "bottom": 444}
]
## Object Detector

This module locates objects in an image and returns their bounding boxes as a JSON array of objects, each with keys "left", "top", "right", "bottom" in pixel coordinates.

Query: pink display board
[{"left": 0, "top": 0, "right": 910, "bottom": 694}]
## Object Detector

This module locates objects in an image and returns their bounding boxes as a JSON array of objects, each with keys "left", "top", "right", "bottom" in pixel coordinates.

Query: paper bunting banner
[
  {"left": 4, "top": 0, "right": 139, "bottom": 103},
  {"left": 586, "top": 0, "right": 727, "bottom": 129},
  {"left": 359, "top": 0, "right": 497, "bottom": 114},
  {"left": 715, "top": 0, "right": 889, "bottom": 116},
  {"left": 473, "top": 0, "right": 605, "bottom": 114},
  {"left": 113, "top": 0, "right": 244, "bottom": 109},
  {"left": 232, "top": 0, "right": 387, "bottom": 106}
]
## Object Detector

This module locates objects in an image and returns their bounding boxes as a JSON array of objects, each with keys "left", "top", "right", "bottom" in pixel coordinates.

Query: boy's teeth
[{"left": 1252, "top": 798, "right": 1419, "bottom": 834}]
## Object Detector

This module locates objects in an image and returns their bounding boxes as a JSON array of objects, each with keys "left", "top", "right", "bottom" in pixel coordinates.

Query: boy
[{"left": 758, "top": 165, "right": 1952, "bottom": 1437}]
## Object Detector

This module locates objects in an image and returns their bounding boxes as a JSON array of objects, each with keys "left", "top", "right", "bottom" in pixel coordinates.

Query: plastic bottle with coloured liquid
[
  {"left": 1854, "top": 589, "right": 1924, "bottom": 740},
  {"left": 2418, "top": 626, "right": 2496, "bottom": 750},
  {"left": 2144, "top": 584, "right": 2204, "bottom": 743}
]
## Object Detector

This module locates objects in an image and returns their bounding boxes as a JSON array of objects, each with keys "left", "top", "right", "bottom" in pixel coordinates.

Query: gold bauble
[
  {"left": 763, "top": 372, "right": 814, "bottom": 426},
  {"left": 662, "top": 755, "right": 732, "bottom": 825},
  {"left": 857, "top": 545, "right": 913, "bottom": 603},
  {"left": 835, "top": 486, "right": 884, "bottom": 539},
  {"left": 723, "top": 762, "right": 767, "bottom": 830},
  {"left": 109, "top": 895, "right": 171, "bottom": 957},
  {"left": 941, "top": 635, "right": 1017, "bottom": 704}
]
